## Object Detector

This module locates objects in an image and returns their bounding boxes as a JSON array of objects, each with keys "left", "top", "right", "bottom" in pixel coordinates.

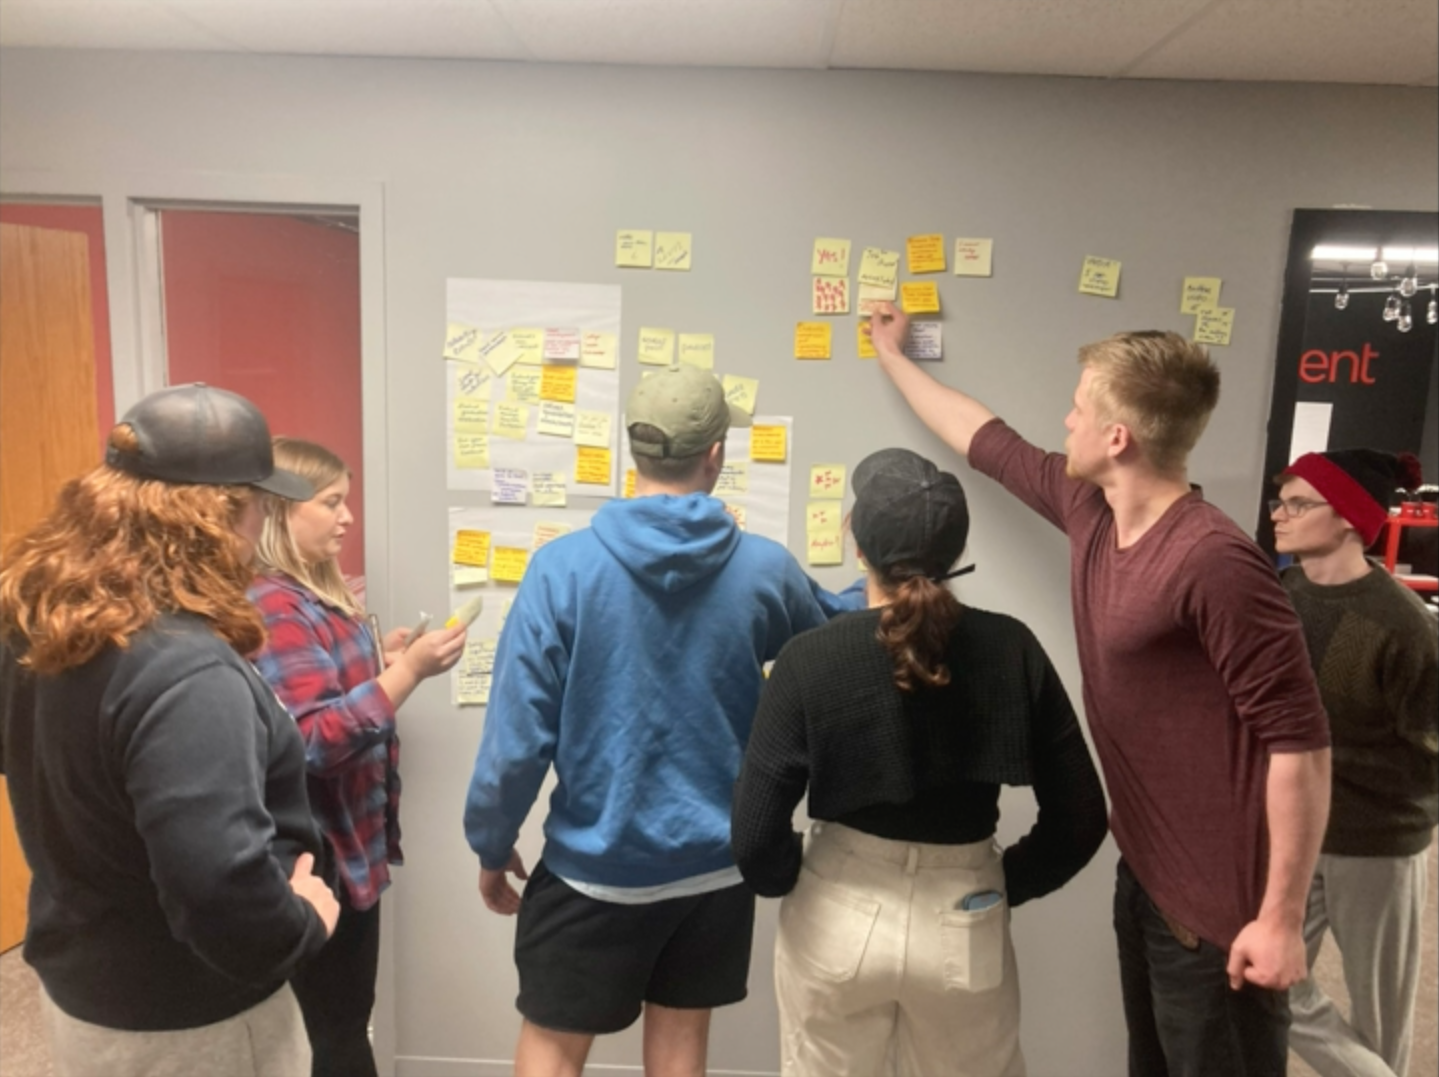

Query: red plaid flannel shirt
[{"left": 249, "top": 573, "right": 399, "bottom": 910}]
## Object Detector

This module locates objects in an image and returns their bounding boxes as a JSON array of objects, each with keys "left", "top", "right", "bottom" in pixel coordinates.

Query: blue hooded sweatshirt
[{"left": 464, "top": 493, "right": 860, "bottom": 888}]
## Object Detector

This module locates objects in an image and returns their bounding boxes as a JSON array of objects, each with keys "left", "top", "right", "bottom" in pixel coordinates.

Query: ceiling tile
[
  {"left": 830, "top": 0, "right": 1215, "bottom": 77},
  {"left": 1125, "top": 0, "right": 1439, "bottom": 85},
  {"left": 491, "top": 0, "right": 838, "bottom": 69},
  {"left": 150, "top": 0, "right": 531, "bottom": 60},
  {"left": 0, "top": 0, "right": 225, "bottom": 50}
]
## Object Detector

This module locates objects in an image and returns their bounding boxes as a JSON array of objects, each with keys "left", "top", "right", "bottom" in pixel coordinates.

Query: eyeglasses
[{"left": 1268, "top": 498, "right": 1329, "bottom": 519}]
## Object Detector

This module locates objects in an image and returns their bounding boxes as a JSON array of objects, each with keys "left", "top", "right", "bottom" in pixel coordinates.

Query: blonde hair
[
  {"left": 254, "top": 437, "right": 362, "bottom": 618},
  {"left": 1078, "top": 331, "right": 1221, "bottom": 475},
  {"left": 0, "top": 425, "right": 263, "bottom": 674}
]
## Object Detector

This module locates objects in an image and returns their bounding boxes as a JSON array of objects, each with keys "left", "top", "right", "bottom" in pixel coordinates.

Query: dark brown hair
[{"left": 875, "top": 570, "right": 963, "bottom": 693}]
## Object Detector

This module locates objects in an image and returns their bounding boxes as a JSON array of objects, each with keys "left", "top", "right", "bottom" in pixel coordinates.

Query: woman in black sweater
[{"left": 732, "top": 448, "right": 1107, "bottom": 1077}]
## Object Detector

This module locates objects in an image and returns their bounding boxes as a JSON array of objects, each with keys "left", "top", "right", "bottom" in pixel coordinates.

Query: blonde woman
[
  {"left": 248, "top": 437, "right": 466, "bottom": 1077},
  {"left": 0, "top": 385, "right": 338, "bottom": 1077}
]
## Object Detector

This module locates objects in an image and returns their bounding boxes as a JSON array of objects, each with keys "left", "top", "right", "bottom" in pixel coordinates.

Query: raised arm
[{"left": 867, "top": 302, "right": 996, "bottom": 457}]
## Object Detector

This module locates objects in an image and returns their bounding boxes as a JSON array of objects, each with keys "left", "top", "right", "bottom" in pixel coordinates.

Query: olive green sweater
[{"left": 1283, "top": 564, "right": 1438, "bottom": 857}]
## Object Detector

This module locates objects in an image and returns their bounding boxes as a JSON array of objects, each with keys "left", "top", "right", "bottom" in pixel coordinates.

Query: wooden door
[{"left": 0, "top": 222, "right": 101, "bottom": 952}]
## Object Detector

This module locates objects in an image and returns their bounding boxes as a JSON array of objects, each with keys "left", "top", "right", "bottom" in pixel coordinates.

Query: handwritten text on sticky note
[
  {"left": 953, "top": 238, "right": 994, "bottom": 278},
  {"left": 1181, "top": 277, "right": 1222, "bottom": 314},
  {"left": 907, "top": 234, "right": 946, "bottom": 274},
  {"left": 453, "top": 529, "right": 492, "bottom": 568},
  {"left": 812, "top": 277, "right": 850, "bottom": 315},
  {"left": 900, "top": 282, "right": 941, "bottom": 314},
  {"left": 795, "top": 322, "right": 833, "bottom": 360},
  {"left": 1079, "top": 256, "right": 1122, "bottom": 298},
  {"left": 637, "top": 327, "right": 676, "bottom": 367},
  {"left": 616, "top": 230, "right": 653, "bottom": 268},
  {"left": 750, "top": 425, "right": 788, "bottom": 462},
  {"left": 678, "top": 333, "right": 715, "bottom": 369},
  {"left": 810, "top": 465, "right": 846, "bottom": 500},
  {"left": 575, "top": 446, "right": 612, "bottom": 485},
  {"left": 492, "top": 547, "right": 530, "bottom": 584},
  {"left": 812, "top": 238, "right": 851, "bottom": 278},
  {"left": 858, "top": 248, "right": 901, "bottom": 290},
  {"left": 654, "top": 232, "right": 692, "bottom": 271}
]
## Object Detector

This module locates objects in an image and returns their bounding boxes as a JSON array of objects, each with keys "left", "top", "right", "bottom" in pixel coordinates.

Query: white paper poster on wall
[
  {"left": 445, "top": 504, "right": 599, "bottom": 707},
  {"left": 1287, "top": 401, "right": 1333, "bottom": 463},
  {"left": 618, "top": 415, "right": 794, "bottom": 550},
  {"left": 445, "top": 279, "right": 621, "bottom": 497}
]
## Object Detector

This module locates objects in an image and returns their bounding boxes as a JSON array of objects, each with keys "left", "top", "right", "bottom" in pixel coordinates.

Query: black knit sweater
[{"left": 732, "top": 606, "right": 1108, "bottom": 905}]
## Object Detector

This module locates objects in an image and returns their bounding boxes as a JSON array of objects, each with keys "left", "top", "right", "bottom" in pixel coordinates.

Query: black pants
[
  {"left": 291, "top": 889, "right": 381, "bottom": 1077},
  {"left": 1114, "top": 859, "right": 1290, "bottom": 1077}
]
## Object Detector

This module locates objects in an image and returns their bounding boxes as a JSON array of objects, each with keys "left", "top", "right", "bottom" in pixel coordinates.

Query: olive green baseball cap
[{"left": 625, "top": 366, "right": 751, "bottom": 459}]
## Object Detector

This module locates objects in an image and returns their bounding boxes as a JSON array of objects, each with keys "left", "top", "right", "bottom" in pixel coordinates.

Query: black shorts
[{"left": 513, "top": 860, "right": 756, "bottom": 1035}]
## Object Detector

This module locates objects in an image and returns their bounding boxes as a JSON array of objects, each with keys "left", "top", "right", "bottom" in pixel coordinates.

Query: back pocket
[
  {"left": 778, "top": 868, "right": 881, "bottom": 983},
  {"left": 938, "top": 901, "right": 1006, "bottom": 993}
]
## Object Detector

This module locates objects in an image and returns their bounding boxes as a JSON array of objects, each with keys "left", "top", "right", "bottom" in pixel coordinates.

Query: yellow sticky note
[
  {"left": 537, "top": 401, "right": 576, "bottom": 437},
  {"left": 531, "top": 472, "right": 568, "bottom": 507},
  {"left": 453, "top": 434, "right": 490, "bottom": 470},
  {"left": 807, "top": 503, "right": 842, "bottom": 531},
  {"left": 795, "top": 322, "right": 833, "bottom": 360},
  {"left": 443, "top": 323, "right": 484, "bottom": 363},
  {"left": 454, "top": 398, "right": 489, "bottom": 433},
  {"left": 750, "top": 425, "right": 788, "bottom": 463},
  {"left": 454, "top": 565, "right": 489, "bottom": 588},
  {"left": 812, "top": 277, "right": 850, "bottom": 315},
  {"left": 616, "top": 229, "right": 654, "bottom": 268},
  {"left": 637, "top": 327, "right": 676, "bottom": 367},
  {"left": 812, "top": 238, "right": 851, "bottom": 277},
  {"left": 722, "top": 375, "right": 758, "bottom": 416},
  {"left": 580, "top": 331, "right": 617, "bottom": 370},
  {"left": 480, "top": 330, "right": 522, "bottom": 377},
  {"left": 724, "top": 503, "right": 747, "bottom": 531},
  {"left": 806, "top": 528, "right": 844, "bottom": 567},
  {"left": 540, "top": 364, "right": 578, "bottom": 404},
  {"left": 857, "top": 321, "right": 877, "bottom": 359},
  {"left": 492, "top": 547, "right": 530, "bottom": 584},
  {"left": 575, "top": 409, "right": 612, "bottom": 448},
  {"left": 507, "top": 367, "right": 542, "bottom": 405},
  {"left": 533, "top": 521, "right": 573, "bottom": 549},
  {"left": 1079, "top": 256, "right": 1122, "bottom": 298},
  {"left": 1181, "top": 277, "right": 1223, "bottom": 314},
  {"left": 858, "top": 247, "right": 901, "bottom": 290},
  {"left": 624, "top": 469, "right": 637, "bottom": 499},
  {"left": 678, "top": 333, "right": 715, "bottom": 369},
  {"left": 715, "top": 461, "right": 749, "bottom": 497},
  {"left": 575, "top": 446, "right": 612, "bottom": 485},
  {"left": 953, "top": 238, "right": 994, "bottom": 277},
  {"left": 492, "top": 402, "right": 530, "bottom": 440},
  {"left": 1193, "top": 306, "right": 1235, "bottom": 346},
  {"left": 452, "top": 529, "right": 492, "bottom": 568},
  {"left": 900, "top": 282, "right": 941, "bottom": 315},
  {"left": 810, "top": 464, "right": 846, "bottom": 500},
  {"left": 455, "top": 363, "right": 491, "bottom": 400},
  {"left": 511, "top": 328, "right": 544, "bottom": 366},
  {"left": 907, "top": 234, "right": 946, "bottom": 274},
  {"left": 655, "top": 232, "right": 692, "bottom": 271}
]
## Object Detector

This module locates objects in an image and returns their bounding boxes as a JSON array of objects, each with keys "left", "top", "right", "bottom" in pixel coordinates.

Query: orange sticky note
[
  {"left": 794, "top": 322, "right": 832, "bottom": 360},
  {"left": 540, "top": 364, "right": 578, "bottom": 403},
  {"left": 575, "top": 446, "right": 612, "bottom": 485},
  {"left": 452, "top": 529, "right": 492, "bottom": 568},
  {"left": 900, "top": 282, "right": 941, "bottom": 314},
  {"left": 750, "top": 425, "right": 788, "bottom": 463},
  {"left": 907, "top": 234, "right": 946, "bottom": 274}
]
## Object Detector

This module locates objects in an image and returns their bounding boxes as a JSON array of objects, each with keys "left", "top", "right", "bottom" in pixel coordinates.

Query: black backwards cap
[
  {"left": 851, "top": 448, "right": 972, "bottom": 581},
  {"left": 105, "top": 383, "right": 313, "bottom": 500}
]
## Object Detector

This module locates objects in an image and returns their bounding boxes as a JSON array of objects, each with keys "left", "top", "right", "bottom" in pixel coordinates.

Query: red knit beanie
[{"left": 1281, "top": 449, "right": 1424, "bottom": 545}]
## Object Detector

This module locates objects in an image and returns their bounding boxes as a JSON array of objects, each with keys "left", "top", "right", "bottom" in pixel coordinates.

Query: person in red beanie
[{"left": 1272, "top": 449, "right": 1437, "bottom": 1077}]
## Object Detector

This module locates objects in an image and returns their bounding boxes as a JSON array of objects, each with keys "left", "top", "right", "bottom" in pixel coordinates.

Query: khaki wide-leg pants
[{"left": 775, "top": 821, "right": 1027, "bottom": 1077}]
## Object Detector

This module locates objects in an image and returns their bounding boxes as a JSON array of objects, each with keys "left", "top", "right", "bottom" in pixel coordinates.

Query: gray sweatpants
[
  {"left": 40, "top": 983, "right": 310, "bottom": 1077},
  {"left": 1289, "top": 849, "right": 1429, "bottom": 1077}
]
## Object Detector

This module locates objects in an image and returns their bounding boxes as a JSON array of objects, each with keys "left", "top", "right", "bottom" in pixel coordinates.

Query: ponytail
[{"left": 875, "top": 573, "right": 963, "bottom": 693}]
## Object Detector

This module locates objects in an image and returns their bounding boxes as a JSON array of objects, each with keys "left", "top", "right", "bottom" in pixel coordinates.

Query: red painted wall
[
  {"left": 161, "top": 212, "right": 366, "bottom": 581},
  {"left": 0, "top": 203, "right": 115, "bottom": 451}
]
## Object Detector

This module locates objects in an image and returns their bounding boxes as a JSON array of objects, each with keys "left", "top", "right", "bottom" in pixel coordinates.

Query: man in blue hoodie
[{"left": 465, "top": 365, "right": 857, "bottom": 1077}]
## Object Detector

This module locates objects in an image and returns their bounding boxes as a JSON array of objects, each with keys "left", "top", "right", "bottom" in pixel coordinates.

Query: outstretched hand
[{"left": 865, "top": 301, "right": 910, "bottom": 356}]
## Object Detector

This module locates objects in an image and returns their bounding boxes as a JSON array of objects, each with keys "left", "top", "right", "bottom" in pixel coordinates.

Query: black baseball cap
[
  {"left": 105, "top": 383, "right": 313, "bottom": 500},
  {"left": 851, "top": 448, "right": 970, "bottom": 579}
]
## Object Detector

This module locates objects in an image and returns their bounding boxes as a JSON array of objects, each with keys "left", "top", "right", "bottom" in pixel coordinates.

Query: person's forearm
[
  {"left": 1258, "top": 748, "right": 1330, "bottom": 927},
  {"left": 873, "top": 339, "right": 996, "bottom": 457},
  {"left": 376, "top": 662, "right": 421, "bottom": 710}
]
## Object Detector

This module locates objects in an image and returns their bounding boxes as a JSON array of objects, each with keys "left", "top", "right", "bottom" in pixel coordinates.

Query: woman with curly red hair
[{"left": 0, "top": 384, "right": 339, "bottom": 1077}]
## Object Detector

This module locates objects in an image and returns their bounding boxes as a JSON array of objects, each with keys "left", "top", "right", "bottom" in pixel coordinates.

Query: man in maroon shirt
[{"left": 868, "top": 302, "right": 1331, "bottom": 1076}]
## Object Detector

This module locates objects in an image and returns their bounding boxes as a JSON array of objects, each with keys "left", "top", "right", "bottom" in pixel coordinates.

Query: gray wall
[{"left": 3, "top": 48, "right": 1436, "bottom": 1076}]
